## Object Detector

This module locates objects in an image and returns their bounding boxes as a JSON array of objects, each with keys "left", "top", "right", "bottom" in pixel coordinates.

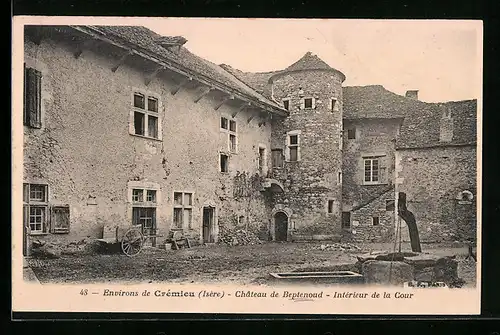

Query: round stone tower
[{"left": 269, "top": 52, "right": 346, "bottom": 241}]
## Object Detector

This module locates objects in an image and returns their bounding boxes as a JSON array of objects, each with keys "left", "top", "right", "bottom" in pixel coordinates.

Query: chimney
[
  {"left": 439, "top": 105, "right": 453, "bottom": 143},
  {"left": 405, "top": 90, "right": 419, "bottom": 100}
]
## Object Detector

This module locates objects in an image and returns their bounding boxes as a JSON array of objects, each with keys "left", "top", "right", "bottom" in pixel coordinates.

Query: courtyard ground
[{"left": 26, "top": 241, "right": 477, "bottom": 287}]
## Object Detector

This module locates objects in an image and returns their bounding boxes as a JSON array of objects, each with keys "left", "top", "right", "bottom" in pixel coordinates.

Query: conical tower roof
[
  {"left": 284, "top": 51, "right": 334, "bottom": 72},
  {"left": 269, "top": 52, "right": 346, "bottom": 83}
]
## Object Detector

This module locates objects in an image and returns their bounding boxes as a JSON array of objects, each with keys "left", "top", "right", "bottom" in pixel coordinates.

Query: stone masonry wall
[
  {"left": 23, "top": 34, "right": 274, "bottom": 244},
  {"left": 270, "top": 70, "right": 343, "bottom": 237},
  {"left": 342, "top": 118, "right": 401, "bottom": 211},
  {"left": 349, "top": 190, "right": 396, "bottom": 243},
  {"left": 395, "top": 145, "right": 477, "bottom": 242}
]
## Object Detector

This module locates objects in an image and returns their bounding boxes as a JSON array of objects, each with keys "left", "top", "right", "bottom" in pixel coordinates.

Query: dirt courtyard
[{"left": 27, "top": 241, "right": 477, "bottom": 287}]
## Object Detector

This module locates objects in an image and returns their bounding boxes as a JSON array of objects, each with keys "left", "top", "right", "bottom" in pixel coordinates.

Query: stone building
[
  {"left": 395, "top": 99, "right": 477, "bottom": 243},
  {"left": 22, "top": 25, "right": 288, "bottom": 246},
  {"left": 21, "top": 25, "right": 478, "bottom": 246}
]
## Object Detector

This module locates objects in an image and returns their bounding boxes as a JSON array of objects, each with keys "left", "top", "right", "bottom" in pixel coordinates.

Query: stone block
[
  {"left": 362, "top": 260, "right": 414, "bottom": 286},
  {"left": 403, "top": 253, "right": 441, "bottom": 267}
]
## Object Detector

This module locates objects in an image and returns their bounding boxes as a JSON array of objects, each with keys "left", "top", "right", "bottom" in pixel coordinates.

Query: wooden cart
[{"left": 96, "top": 225, "right": 163, "bottom": 257}]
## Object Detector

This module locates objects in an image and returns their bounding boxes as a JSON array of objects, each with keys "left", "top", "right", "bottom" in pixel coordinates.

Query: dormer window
[{"left": 156, "top": 36, "right": 188, "bottom": 50}]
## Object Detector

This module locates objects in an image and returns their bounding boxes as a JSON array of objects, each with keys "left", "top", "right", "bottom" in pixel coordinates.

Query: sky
[{"left": 142, "top": 18, "right": 481, "bottom": 103}]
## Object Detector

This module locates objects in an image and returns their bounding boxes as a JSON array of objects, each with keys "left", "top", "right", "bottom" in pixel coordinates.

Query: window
[
  {"left": 229, "top": 120, "right": 236, "bottom": 132},
  {"left": 132, "top": 189, "right": 144, "bottom": 202},
  {"left": 271, "top": 149, "right": 284, "bottom": 168},
  {"left": 131, "top": 187, "right": 158, "bottom": 234},
  {"left": 364, "top": 157, "right": 380, "bottom": 184},
  {"left": 330, "top": 98, "right": 339, "bottom": 111},
  {"left": 173, "top": 191, "right": 193, "bottom": 229},
  {"left": 372, "top": 216, "right": 380, "bottom": 226},
  {"left": 221, "top": 117, "right": 228, "bottom": 130},
  {"left": 287, "top": 133, "right": 300, "bottom": 162},
  {"left": 23, "top": 65, "right": 42, "bottom": 128},
  {"left": 221, "top": 117, "right": 237, "bottom": 153},
  {"left": 229, "top": 134, "right": 237, "bottom": 152},
  {"left": 131, "top": 92, "right": 160, "bottom": 139},
  {"left": 304, "top": 98, "right": 313, "bottom": 109},
  {"left": 146, "top": 190, "right": 157, "bottom": 202},
  {"left": 300, "top": 97, "right": 316, "bottom": 110},
  {"left": 220, "top": 154, "right": 229, "bottom": 172},
  {"left": 347, "top": 127, "right": 356, "bottom": 139},
  {"left": 386, "top": 199, "right": 395, "bottom": 211},
  {"left": 132, "top": 207, "right": 156, "bottom": 230},
  {"left": 337, "top": 172, "right": 342, "bottom": 184},
  {"left": 23, "top": 183, "right": 49, "bottom": 234},
  {"left": 327, "top": 200, "right": 334, "bottom": 214},
  {"left": 258, "top": 147, "right": 266, "bottom": 174},
  {"left": 283, "top": 99, "right": 290, "bottom": 111}
]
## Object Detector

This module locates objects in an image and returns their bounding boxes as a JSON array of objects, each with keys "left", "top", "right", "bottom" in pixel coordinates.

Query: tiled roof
[
  {"left": 219, "top": 64, "right": 277, "bottom": 99},
  {"left": 284, "top": 51, "right": 335, "bottom": 72},
  {"left": 396, "top": 99, "right": 477, "bottom": 149},
  {"left": 269, "top": 52, "right": 346, "bottom": 82},
  {"left": 219, "top": 52, "right": 346, "bottom": 98},
  {"left": 342, "top": 85, "right": 427, "bottom": 120},
  {"left": 74, "top": 26, "right": 286, "bottom": 113}
]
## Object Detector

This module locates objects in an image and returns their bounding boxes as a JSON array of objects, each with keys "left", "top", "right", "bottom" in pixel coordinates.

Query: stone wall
[
  {"left": 342, "top": 118, "right": 401, "bottom": 210},
  {"left": 349, "top": 190, "right": 396, "bottom": 243},
  {"left": 395, "top": 145, "right": 477, "bottom": 242},
  {"left": 23, "top": 33, "right": 275, "bottom": 244},
  {"left": 270, "top": 70, "right": 343, "bottom": 237}
]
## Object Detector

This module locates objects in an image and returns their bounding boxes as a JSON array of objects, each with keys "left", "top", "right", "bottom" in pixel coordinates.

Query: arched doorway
[{"left": 274, "top": 211, "right": 288, "bottom": 242}]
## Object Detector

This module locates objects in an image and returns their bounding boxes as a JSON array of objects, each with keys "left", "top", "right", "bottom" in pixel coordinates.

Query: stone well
[{"left": 356, "top": 251, "right": 461, "bottom": 286}]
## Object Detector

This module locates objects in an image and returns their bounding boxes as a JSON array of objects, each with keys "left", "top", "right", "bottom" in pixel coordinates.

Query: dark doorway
[
  {"left": 274, "top": 212, "right": 288, "bottom": 242},
  {"left": 202, "top": 206, "right": 215, "bottom": 243},
  {"left": 341, "top": 211, "right": 351, "bottom": 229}
]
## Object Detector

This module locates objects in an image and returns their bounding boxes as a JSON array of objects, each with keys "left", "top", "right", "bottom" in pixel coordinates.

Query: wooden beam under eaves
[
  {"left": 145, "top": 66, "right": 165, "bottom": 86},
  {"left": 74, "top": 39, "right": 100, "bottom": 59},
  {"left": 247, "top": 114, "right": 255, "bottom": 124},
  {"left": 214, "top": 95, "right": 235, "bottom": 111},
  {"left": 232, "top": 102, "right": 251, "bottom": 118},
  {"left": 194, "top": 86, "right": 214, "bottom": 103},
  {"left": 171, "top": 77, "right": 193, "bottom": 95},
  {"left": 111, "top": 49, "right": 134, "bottom": 73}
]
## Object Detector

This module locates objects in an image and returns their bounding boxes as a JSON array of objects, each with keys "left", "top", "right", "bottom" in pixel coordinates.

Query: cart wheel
[{"left": 121, "top": 228, "right": 143, "bottom": 257}]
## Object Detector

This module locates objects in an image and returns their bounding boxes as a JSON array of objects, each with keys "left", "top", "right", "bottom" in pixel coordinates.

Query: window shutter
[
  {"left": 284, "top": 136, "right": 290, "bottom": 161},
  {"left": 23, "top": 204, "right": 29, "bottom": 230},
  {"left": 23, "top": 183, "right": 29, "bottom": 203},
  {"left": 297, "top": 139, "right": 301, "bottom": 161},
  {"left": 379, "top": 156, "right": 388, "bottom": 184},
  {"left": 300, "top": 98, "right": 305, "bottom": 110},
  {"left": 26, "top": 68, "right": 42, "bottom": 129},
  {"left": 311, "top": 98, "right": 316, "bottom": 109},
  {"left": 52, "top": 206, "right": 70, "bottom": 233}
]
